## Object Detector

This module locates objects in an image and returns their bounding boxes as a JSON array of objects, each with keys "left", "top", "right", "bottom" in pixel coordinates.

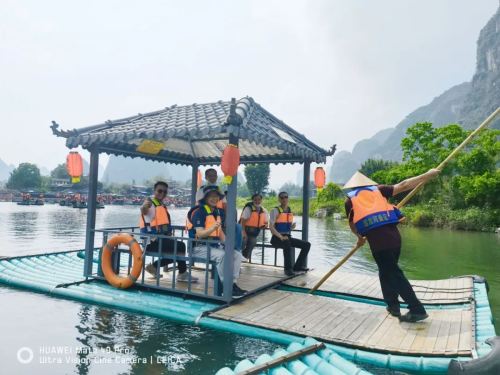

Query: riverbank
[{"left": 237, "top": 198, "right": 500, "bottom": 232}]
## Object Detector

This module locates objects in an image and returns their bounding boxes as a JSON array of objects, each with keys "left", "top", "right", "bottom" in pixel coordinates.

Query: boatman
[
  {"left": 141, "top": 181, "right": 198, "bottom": 283},
  {"left": 343, "top": 169, "right": 440, "bottom": 323}
]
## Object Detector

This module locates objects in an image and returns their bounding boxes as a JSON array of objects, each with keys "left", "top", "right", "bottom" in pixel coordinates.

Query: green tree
[
  {"left": 279, "top": 182, "right": 302, "bottom": 197},
  {"left": 244, "top": 164, "right": 270, "bottom": 194},
  {"left": 360, "top": 159, "right": 398, "bottom": 179},
  {"left": 6, "top": 163, "right": 42, "bottom": 189},
  {"left": 50, "top": 163, "right": 70, "bottom": 179},
  {"left": 317, "top": 182, "right": 344, "bottom": 203}
]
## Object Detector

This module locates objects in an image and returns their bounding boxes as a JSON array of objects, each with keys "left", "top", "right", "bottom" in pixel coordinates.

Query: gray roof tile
[{"left": 51, "top": 97, "right": 335, "bottom": 165}]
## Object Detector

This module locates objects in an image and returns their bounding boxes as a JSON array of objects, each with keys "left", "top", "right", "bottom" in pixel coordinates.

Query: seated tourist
[
  {"left": 240, "top": 194, "right": 269, "bottom": 260},
  {"left": 269, "top": 191, "right": 311, "bottom": 276},
  {"left": 187, "top": 185, "right": 247, "bottom": 298},
  {"left": 141, "top": 181, "right": 198, "bottom": 283}
]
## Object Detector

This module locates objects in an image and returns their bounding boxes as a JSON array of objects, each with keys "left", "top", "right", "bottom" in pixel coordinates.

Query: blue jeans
[{"left": 234, "top": 223, "right": 243, "bottom": 251}]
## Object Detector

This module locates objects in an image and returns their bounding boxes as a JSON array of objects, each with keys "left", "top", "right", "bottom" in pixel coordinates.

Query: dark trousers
[
  {"left": 372, "top": 247, "right": 425, "bottom": 314},
  {"left": 270, "top": 235, "right": 310, "bottom": 271},
  {"left": 146, "top": 239, "right": 187, "bottom": 274}
]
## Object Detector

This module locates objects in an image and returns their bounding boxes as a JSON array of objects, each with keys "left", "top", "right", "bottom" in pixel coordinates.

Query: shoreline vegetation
[
  {"left": 239, "top": 122, "right": 500, "bottom": 233},
  {"left": 237, "top": 197, "right": 500, "bottom": 232}
]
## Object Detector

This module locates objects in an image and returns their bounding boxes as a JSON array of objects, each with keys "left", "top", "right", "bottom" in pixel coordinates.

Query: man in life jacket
[
  {"left": 188, "top": 185, "right": 247, "bottom": 298},
  {"left": 195, "top": 168, "right": 243, "bottom": 251},
  {"left": 240, "top": 193, "right": 269, "bottom": 260},
  {"left": 141, "top": 181, "right": 198, "bottom": 283},
  {"left": 343, "top": 169, "right": 440, "bottom": 323},
  {"left": 269, "top": 191, "right": 311, "bottom": 276}
]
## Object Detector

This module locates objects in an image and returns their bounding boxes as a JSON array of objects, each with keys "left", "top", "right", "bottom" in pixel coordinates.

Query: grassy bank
[
  {"left": 236, "top": 197, "right": 344, "bottom": 216},
  {"left": 237, "top": 198, "right": 500, "bottom": 232}
]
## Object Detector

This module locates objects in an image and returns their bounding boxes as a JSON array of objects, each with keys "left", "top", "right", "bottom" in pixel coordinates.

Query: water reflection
[
  {"left": 71, "top": 304, "right": 282, "bottom": 374},
  {"left": 0, "top": 202, "right": 499, "bottom": 374},
  {"left": 9, "top": 211, "right": 40, "bottom": 242}
]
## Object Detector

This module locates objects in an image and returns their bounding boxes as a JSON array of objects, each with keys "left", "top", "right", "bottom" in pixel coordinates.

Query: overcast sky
[{"left": 1, "top": 0, "right": 498, "bottom": 188}]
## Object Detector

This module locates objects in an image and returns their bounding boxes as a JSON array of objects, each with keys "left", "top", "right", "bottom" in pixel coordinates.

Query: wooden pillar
[
  {"left": 84, "top": 146, "right": 99, "bottom": 277},
  {"left": 223, "top": 134, "right": 238, "bottom": 301},
  {"left": 191, "top": 163, "right": 198, "bottom": 207},
  {"left": 302, "top": 160, "right": 311, "bottom": 266}
]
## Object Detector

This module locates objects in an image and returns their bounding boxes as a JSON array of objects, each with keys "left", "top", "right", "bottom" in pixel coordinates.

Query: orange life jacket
[
  {"left": 274, "top": 206, "right": 293, "bottom": 235},
  {"left": 186, "top": 204, "right": 222, "bottom": 243},
  {"left": 346, "top": 186, "right": 404, "bottom": 236},
  {"left": 140, "top": 199, "right": 172, "bottom": 234},
  {"left": 240, "top": 202, "right": 267, "bottom": 236}
]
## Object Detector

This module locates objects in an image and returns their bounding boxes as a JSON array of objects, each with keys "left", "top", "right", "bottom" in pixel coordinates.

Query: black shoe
[
  {"left": 292, "top": 266, "right": 309, "bottom": 272},
  {"left": 284, "top": 269, "right": 296, "bottom": 276},
  {"left": 386, "top": 305, "right": 401, "bottom": 317},
  {"left": 232, "top": 284, "right": 247, "bottom": 298},
  {"left": 398, "top": 312, "right": 428, "bottom": 323}
]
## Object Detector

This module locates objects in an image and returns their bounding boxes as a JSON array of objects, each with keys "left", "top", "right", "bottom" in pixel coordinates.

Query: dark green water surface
[{"left": 0, "top": 203, "right": 498, "bottom": 374}]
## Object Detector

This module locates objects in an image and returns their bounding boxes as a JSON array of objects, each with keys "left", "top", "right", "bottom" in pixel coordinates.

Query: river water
[{"left": 0, "top": 203, "right": 498, "bottom": 374}]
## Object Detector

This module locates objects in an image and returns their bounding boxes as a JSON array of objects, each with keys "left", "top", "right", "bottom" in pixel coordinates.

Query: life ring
[{"left": 102, "top": 233, "right": 143, "bottom": 289}]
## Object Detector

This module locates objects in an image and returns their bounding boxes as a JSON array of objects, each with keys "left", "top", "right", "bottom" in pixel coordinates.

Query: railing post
[{"left": 84, "top": 146, "right": 99, "bottom": 277}]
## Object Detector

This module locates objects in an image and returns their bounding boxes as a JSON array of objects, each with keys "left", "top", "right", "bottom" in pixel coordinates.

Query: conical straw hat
[{"left": 342, "top": 171, "right": 378, "bottom": 190}]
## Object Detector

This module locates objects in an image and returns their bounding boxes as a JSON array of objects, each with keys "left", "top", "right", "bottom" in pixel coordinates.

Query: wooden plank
[
  {"left": 346, "top": 305, "right": 385, "bottom": 344},
  {"left": 444, "top": 309, "right": 462, "bottom": 353},
  {"left": 434, "top": 307, "right": 453, "bottom": 352},
  {"left": 421, "top": 310, "right": 444, "bottom": 353},
  {"left": 458, "top": 309, "right": 472, "bottom": 351},
  {"left": 399, "top": 320, "right": 425, "bottom": 352}
]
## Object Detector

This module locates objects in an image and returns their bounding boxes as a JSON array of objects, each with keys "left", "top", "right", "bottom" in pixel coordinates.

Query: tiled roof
[{"left": 51, "top": 97, "right": 336, "bottom": 165}]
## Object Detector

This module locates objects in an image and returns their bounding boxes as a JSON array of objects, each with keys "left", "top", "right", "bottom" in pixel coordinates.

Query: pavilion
[{"left": 51, "top": 97, "right": 335, "bottom": 302}]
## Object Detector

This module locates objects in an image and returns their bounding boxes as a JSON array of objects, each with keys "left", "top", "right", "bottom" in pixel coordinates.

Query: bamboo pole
[{"left": 308, "top": 106, "right": 500, "bottom": 295}]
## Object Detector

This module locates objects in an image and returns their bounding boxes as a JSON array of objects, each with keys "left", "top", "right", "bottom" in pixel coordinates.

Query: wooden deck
[
  {"left": 126, "top": 262, "right": 288, "bottom": 296},
  {"left": 283, "top": 270, "right": 474, "bottom": 305},
  {"left": 209, "top": 289, "right": 474, "bottom": 357}
]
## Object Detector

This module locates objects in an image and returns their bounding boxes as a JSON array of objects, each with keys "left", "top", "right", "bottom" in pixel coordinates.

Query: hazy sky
[{"left": 1, "top": 0, "right": 498, "bottom": 188}]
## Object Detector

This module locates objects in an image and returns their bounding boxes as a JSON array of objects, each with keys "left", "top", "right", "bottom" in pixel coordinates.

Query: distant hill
[
  {"left": 102, "top": 155, "right": 193, "bottom": 184},
  {"left": 329, "top": 82, "right": 471, "bottom": 183},
  {"left": 0, "top": 158, "right": 15, "bottom": 181},
  {"left": 457, "top": 7, "right": 500, "bottom": 130},
  {"left": 330, "top": 6, "right": 500, "bottom": 183}
]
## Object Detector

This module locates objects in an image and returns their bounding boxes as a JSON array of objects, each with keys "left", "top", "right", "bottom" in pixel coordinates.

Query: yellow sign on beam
[{"left": 136, "top": 139, "right": 165, "bottom": 155}]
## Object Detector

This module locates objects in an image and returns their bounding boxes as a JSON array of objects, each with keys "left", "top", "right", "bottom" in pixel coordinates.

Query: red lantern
[
  {"left": 221, "top": 143, "right": 240, "bottom": 184},
  {"left": 315, "top": 167, "right": 326, "bottom": 192},
  {"left": 197, "top": 170, "right": 202, "bottom": 187},
  {"left": 67, "top": 152, "right": 83, "bottom": 184}
]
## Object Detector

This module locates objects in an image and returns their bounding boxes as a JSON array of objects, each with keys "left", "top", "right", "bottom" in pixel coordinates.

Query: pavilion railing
[
  {"left": 246, "top": 228, "right": 302, "bottom": 268},
  {"left": 88, "top": 225, "right": 227, "bottom": 302}
]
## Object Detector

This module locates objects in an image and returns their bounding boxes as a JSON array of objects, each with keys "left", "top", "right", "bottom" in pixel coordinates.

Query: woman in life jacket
[
  {"left": 269, "top": 191, "right": 311, "bottom": 276},
  {"left": 240, "top": 194, "right": 269, "bottom": 260},
  {"left": 343, "top": 169, "right": 440, "bottom": 323},
  {"left": 187, "top": 185, "right": 247, "bottom": 298},
  {"left": 140, "top": 181, "right": 198, "bottom": 283},
  {"left": 195, "top": 168, "right": 243, "bottom": 251}
]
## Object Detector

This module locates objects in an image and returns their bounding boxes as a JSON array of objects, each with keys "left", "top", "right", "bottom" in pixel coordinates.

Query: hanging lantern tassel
[
  {"left": 221, "top": 143, "right": 240, "bottom": 185},
  {"left": 66, "top": 151, "right": 83, "bottom": 184},
  {"left": 315, "top": 167, "right": 326, "bottom": 193}
]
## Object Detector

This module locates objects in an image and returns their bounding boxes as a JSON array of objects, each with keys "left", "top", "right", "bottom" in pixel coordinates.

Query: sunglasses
[
  {"left": 156, "top": 189, "right": 167, "bottom": 194},
  {"left": 279, "top": 196, "right": 289, "bottom": 199}
]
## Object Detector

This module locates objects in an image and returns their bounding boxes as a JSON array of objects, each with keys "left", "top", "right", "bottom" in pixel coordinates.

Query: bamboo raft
[
  {"left": 283, "top": 270, "right": 474, "bottom": 305},
  {"left": 0, "top": 251, "right": 498, "bottom": 374}
]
